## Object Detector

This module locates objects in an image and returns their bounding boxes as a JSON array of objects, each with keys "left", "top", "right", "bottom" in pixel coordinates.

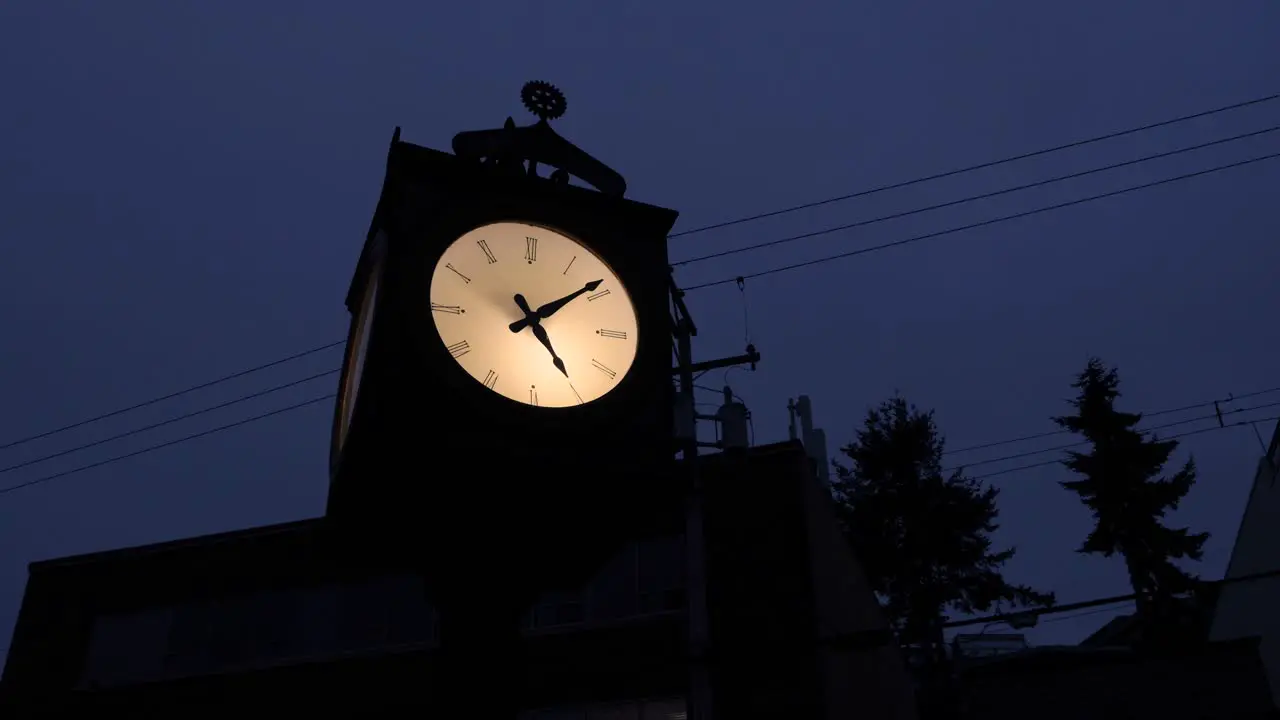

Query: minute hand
[{"left": 510, "top": 279, "right": 603, "bottom": 332}]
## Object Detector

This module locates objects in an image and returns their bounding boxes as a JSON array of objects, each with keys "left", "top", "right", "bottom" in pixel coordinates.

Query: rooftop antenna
[{"left": 787, "top": 395, "right": 830, "bottom": 484}]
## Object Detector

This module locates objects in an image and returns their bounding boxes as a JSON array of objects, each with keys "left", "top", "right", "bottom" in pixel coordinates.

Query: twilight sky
[{"left": 1, "top": 2, "right": 1278, "bottom": 659}]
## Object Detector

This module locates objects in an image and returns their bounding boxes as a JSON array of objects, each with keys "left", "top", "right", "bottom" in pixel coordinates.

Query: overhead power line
[
  {"left": 0, "top": 395, "right": 334, "bottom": 498},
  {"left": 5, "top": 93, "right": 1278, "bottom": 453},
  {"left": 945, "top": 385, "right": 1280, "bottom": 456},
  {"left": 673, "top": 123, "right": 1280, "bottom": 266},
  {"left": 0, "top": 370, "right": 338, "bottom": 477},
  {"left": 945, "top": 565, "right": 1280, "bottom": 629},
  {"left": 966, "top": 413, "right": 1280, "bottom": 482},
  {"left": 682, "top": 150, "right": 1280, "bottom": 291},
  {"left": 0, "top": 341, "right": 343, "bottom": 453},
  {"left": 944, "top": 387, "right": 1280, "bottom": 456},
  {"left": 3, "top": 368, "right": 1274, "bottom": 500},
  {"left": 942, "top": 399, "right": 1280, "bottom": 474},
  {"left": 1036, "top": 602, "right": 1135, "bottom": 627},
  {"left": 666, "top": 91, "right": 1280, "bottom": 240}
]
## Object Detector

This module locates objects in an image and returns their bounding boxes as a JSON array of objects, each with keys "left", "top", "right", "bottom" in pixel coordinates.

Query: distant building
[
  {"left": 956, "top": 639, "right": 1275, "bottom": 719},
  {"left": 0, "top": 441, "right": 917, "bottom": 719},
  {"left": 1078, "top": 582, "right": 1222, "bottom": 650},
  {"left": 1210, "top": 419, "right": 1280, "bottom": 704},
  {"left": 951, "top": 632, "right": 1029, "bottom": 660}
]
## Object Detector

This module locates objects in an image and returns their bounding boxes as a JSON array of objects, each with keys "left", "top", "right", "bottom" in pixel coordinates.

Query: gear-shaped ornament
[{"left": 521, "top": 80, "right": 567, "bottom": 122}]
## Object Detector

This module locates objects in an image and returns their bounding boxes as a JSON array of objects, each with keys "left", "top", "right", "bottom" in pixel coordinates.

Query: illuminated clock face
[
  {"left": 336, "top": 259, "right": 381, "bottom": 451},
  {"left": 428, "top": 221, "right": 639, "bottom": 408}
]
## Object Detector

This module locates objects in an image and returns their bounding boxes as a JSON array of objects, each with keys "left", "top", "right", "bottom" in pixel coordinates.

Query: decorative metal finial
[
  {"left": 521, "top": 80, "right": 567, "bottom": 122},
  {"left": 452, "top": 81, "right": 625, "bottom": 196}
]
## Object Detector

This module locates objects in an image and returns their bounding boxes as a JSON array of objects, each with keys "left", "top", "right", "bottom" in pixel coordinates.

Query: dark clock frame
[
  {"left": 328, "top": 230, "right": 387, "bottom": 477},
  {"left": 326, "top": 135, "right": 683, "bottom": 590}
]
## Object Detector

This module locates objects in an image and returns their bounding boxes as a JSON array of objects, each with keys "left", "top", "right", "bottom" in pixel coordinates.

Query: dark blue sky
[{"left": 1, "top": 3, "right": 1278, "bottom": 657}]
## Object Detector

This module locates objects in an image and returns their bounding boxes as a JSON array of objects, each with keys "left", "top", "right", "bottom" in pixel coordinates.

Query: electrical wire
[
  {"left": 681, "top": 150, "right": 1280, "bottom": 291},
  {"left": 2, "top": 379, "right": 1274, "bottom": 500},
  {"left": 666, "top": 91, "right": 1280, "bottom": 240},
  {"left": 0, "top": 370, "right": 338, "bottom": 476},
  {"left": 965, "top": 414, "right": 1280, "bottom": 482},
  {"left": 944, "top": 385, "right": 1280, "bottom": 456},
  {"left": 941, "top": 399, "right": 1280, "bottom": 474},
  {"left": 947, "top": 565, "right": 1280, "bottom": 630},
  {"left": 0, "top": 341, "right": 343, "bottom": 453},
  {"left": 5, "top": 94, "right": 1279, "bottom": 454},
  {"left": 0, "top": 395, "right": 335, "bottom": 498},
  {"left": 673, "top": 123, "right": 1280, "bottom": 266},
  {"left": 1037, "top": 602, "right": 1136, "bottom": 626}
]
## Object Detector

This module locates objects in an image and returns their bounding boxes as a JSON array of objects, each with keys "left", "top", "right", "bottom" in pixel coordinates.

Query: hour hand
[
  {"left": 509, "top": 294, "right": 535, "bottom": 333},
  {"left": 531, "top": 324, "right": 568, "bottom": 377}
]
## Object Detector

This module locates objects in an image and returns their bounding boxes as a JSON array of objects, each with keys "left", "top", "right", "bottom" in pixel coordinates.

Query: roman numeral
[
  {"left": 446, "top": 263, "right": 471, "bottom": 283},
  {"left": 587, "top": 288, "right": 611, "bottom": 302},
  {"left": 482, "top": 369, "right": 498, "bottom": 389},
  {"left": 591, "top": 359, "right": 616, "bottom": 379},
  {"left": 431, "top": 303, "right": 464, "bottom": 315},
  {"left": 569, "top": 383, "right": 583, "bottom": 404},
  {"left": 446, "top": 340, "right": 470, "bottom": 358},
  {"left": 529, "top": 386, "right": 539, "bottom": 406},
  {"left": 597, "top": 329, "right": 627, "bottom": 340},
  {"left": 563, "top": 256, "right": 576, "bottom": 275},
  {"left": 525, "top": 237, "right": 538, "bottom": 263},
  {"left": 477, "top": 240, "right": 497, "bottom": 264}
]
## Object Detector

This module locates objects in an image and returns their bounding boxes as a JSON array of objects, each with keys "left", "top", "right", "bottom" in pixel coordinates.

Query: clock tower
[{"left": 324, "top": 83, "right": 683, "bottom": 706}]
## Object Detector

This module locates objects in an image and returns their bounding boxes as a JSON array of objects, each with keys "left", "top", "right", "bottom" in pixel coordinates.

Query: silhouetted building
[
  {"left": 2, "top": 84, "right": 921, "bottom": 719},
  {"left": 957, "top": 639, "right": 1276, "bottom": 719},
  {"left": 1211, "top": 418, "right": 1280, "bottom": 704},
  {"left": 950, "top": 633, "right": 1029, "bottom": 661},
  {"left": 0, "top": 441, "right": 917, "bottom": 719}
]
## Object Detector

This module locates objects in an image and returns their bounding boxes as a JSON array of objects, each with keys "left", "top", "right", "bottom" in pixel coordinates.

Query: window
[
  {"left": 637, "top": 535, "right": 686, "bottom": 615},
  {"left": 164, "top": 588, "right": 307, "bottom": 675},
  {"left": 81, "top": 607, "right": 173, "bottom": 687},
  {"left": 382, "top": 573, "right": 435, "bottom": 646},
  {"left": 294, "top": 583, "right": 344, "bottom": 657},
  {"left": 590, "top": 706, "right": 640, "bottom": 720},
  {"left": 527, "top": 535, "right": 687, "bottom": 630},
  {"left": 522, "top": 709, "right": 585, "bottom": 720},
  {"left": 589, "top": 544, "right": 641, "bottom": 621},
  {"left": 316, "top": 573, "right": 435, "bottom": 655},
  {"left": 521, "top": 698, "right": 686, "bottom": 720},
  {"left": 164, "top": 599, "right": 222, "bottom": 676},
  {"left": 82, "top": 573, "right": 438, "bottom": 687},
  {"left": 529, "top": 589, "right": 587, "bottom": 629},
  {"left": 639, "top": 699, "right": 688, "bottom": 720}
]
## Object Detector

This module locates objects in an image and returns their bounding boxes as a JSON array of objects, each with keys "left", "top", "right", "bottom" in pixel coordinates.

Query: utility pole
[{"left": 669, "top": 273, "right": 759, "bottom": 720}]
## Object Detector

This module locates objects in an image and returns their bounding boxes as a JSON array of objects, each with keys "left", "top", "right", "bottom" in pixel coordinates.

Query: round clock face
[
  {"left": 336, "top": 260, "right": 381, "bottom": 451},
  {"left": 428, "top": 221, "right": 639, "bottom": 408}
]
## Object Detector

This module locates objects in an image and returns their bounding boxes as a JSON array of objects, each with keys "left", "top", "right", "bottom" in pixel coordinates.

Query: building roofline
[
  {"left": 26, "top": 441, "right": 812, "bottom": 574},
  {"left": 28, "top": 517, "right": 323, "bottom": 573},
  {"left": 960, "top": 636, "right": 1264, "bottom": 676}
]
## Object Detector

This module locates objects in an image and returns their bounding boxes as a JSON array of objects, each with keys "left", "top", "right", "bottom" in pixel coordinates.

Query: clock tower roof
[
  {"left": 345, "top": 86, "right": 678, "bottom": 313},
  {"left": 452, "top": 80, "right": 627, "bottom": 198}
]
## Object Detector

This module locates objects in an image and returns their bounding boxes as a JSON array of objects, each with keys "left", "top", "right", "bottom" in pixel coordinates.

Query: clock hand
[
  {"left": 536, "top": 279, "right": 603, "bottom": 320},
  {"left": 509, "top": 294, "right": 536, "bottom": 333},
  {"left": 508, "top": 280, "right": 603, "bottom": 333},
  {"left": 508, "top": 293, "right": 569, "bottom": 376},
  {"left": 531, "top": 323, "right": 569, "bottom": 377}
]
